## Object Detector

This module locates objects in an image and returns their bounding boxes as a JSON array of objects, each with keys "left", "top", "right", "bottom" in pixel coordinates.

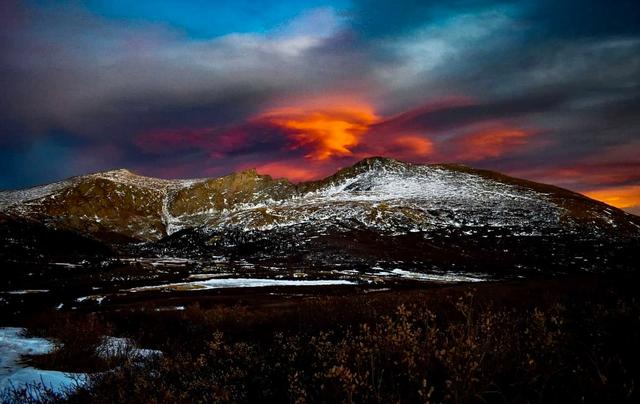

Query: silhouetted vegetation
[{"left": 6, "top": 276, "right": 640, "bottom": 403}]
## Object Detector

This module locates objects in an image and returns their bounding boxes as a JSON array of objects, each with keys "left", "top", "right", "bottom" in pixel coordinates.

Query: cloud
[
  {"left": 350, "top": 0, "right": 515, "bottom": 39},
  {"left": 350, "top": 0, "right": 640, "bottom": 40},
  {"left": 584, "top": 185, "right": 640, "bottom": 214},
  {"left": 0, "top": 2, "right": 362, "bottom": 140},
  {"left": 451, "top": 127, "right": 530, "bottom": 162},
  {"left": 254, "top": 161, "right": 319, "bottom": 182},
  {"left": 508, "top": 139, "right": 640, "bottom": 191},
  {"left": 134, "top": 121, "right": 290, "bottom": 158},
  {"left": 526, "top": 0, "right": 640, "bottom": 39},
  {"left": 390, "top": 136, "right": 434, "bottom": 157},
  {"left": 260, "top": 99, "right": 378, "bottom": 160}
]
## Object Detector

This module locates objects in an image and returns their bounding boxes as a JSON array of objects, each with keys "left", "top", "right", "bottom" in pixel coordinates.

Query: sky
[{"left": 1, "top": 0, "right": 639, "bottom": 214}]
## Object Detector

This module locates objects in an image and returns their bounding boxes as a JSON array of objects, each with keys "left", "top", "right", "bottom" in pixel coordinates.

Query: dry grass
[
  {"left": 7, "top": 277, "right": 640, "bottom": 403},
  {"left": 71, "top": 285, "right": 640, "bottom": 402}
]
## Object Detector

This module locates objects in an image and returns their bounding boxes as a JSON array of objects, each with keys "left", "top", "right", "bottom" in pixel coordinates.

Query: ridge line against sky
[{"left": 1, "top": 0, "right": 639, "bottom": 214}]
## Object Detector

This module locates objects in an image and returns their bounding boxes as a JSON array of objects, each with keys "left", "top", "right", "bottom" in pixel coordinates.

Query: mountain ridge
[{"left": 1, "top": 157, "right": 638, "bottom": 245}]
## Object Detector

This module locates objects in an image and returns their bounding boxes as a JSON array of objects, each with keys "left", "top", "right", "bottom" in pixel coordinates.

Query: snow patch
[
  {"left": 97, "top": 337, "right": 161, "bottom": 360},
  {"left": 383, "top": 268, "right": 486, "bottom": 283},
  {"left": 127, "top": 278, "right": 356, "bottom": 292},
  {"left": 0, "top": 327, "right": 86, "bottom": 395},
  {"left": 3, "top": 290, "right": 49, "bottom": 295}
]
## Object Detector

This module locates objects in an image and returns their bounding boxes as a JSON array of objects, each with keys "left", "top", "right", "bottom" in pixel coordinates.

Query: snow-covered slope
[{"left": 205, "top": 158, "right": 562, "bottom": 234}]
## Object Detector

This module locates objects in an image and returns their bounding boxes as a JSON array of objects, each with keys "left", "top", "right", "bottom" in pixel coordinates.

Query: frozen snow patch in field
[
  {"left": 97, "top": 337, "right": 161, "bottom": 360},
  {"left": 187, "top": 273, "right": 233, "bottom": 280},
  {"left": 153, "top": 305, "right": 186, "bottom": 312},
  {"left": 3, "top": 290, "right": 49, "bottom": 295},
  {"left": 75, "top": 295, "right": 106, "bottom": 304},
  {"left": 0, "top": 328, "right": 86, "bottom": 395},
  {"left": 119, "top": 257, "right": 191, "bottom": 266},
  {"left": 127, "top": 278, "right": 357, "bottom": 292},
  {"left": 50, "top": 262, "right": 82, "bottom": 268},
  {"left": 389, "top": 268, "right": 486, "bottom": 283}
]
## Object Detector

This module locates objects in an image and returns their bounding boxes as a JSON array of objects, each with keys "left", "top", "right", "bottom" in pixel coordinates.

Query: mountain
[
  {"left": 2, "top": 157, "right": 638, "bottom": 241},
  {"left": 2, "top": 157, "right": 639, "bottom": 277}
]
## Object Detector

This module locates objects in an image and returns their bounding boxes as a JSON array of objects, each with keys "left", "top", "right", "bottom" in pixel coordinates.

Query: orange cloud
[
  {"left": 392, "top": 135, "right": 434, "bottom": 157},
  {"left": 584, "top": 185, "right": 640, "bottom": 210},
  {"left": 455, "top": 127, "right": 529, "bottom": 161},
  {"left": 255, "top": 161, "right": 318, "bottom": 182},
  {"left": 261, "top": 101, "right": 378, "bottom": 160}
]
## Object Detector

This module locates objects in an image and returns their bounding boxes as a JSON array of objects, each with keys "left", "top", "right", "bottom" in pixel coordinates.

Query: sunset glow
[
  {"left": 584, "top": 185, "right": 640, "bottom": 211},
  {"left": 261, "top": 103, "right": 378, "bottom": 160},
  {"left": 254, "top": 161, "right": 319, "bottom": 182},
  {"left": 392, "top": 136, "right": 434, "bottom": 157},
  {"left": 455, "top": 128, "right": 530, "bottom": 161}
]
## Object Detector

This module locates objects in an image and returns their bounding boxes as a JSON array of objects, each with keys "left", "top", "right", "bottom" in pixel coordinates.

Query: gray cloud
[{"left": 0, "top": 4, "right": 368, "bottom": 139}]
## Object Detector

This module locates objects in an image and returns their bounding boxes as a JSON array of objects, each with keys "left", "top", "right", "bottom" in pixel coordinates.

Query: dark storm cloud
[
  {"left": 373, "top": 92, "right": 571, "bottom": 134},
  {"left": 350, "top": 0, "right": 640, "bottom": 39},
  {"left": 0, "top": 131, "right": 98, "bottom": 189},
  {"left": 527, "top": 0, "right": 640, "bottom": 39},
  {"left": 350, "top": 0, "right": 513, "bottom": 38}
]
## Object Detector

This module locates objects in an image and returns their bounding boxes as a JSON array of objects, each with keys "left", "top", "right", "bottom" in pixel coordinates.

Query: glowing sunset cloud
[
  {"left": 255, "top": 161, "right": 318, "bottom": 182},
  {"left": 261, "top": 101, "right": 378, "bottom": 160},
  {"left": 455, "top": 128, "right": 530, "bottom": 161},
  {"left": 584, "top": 185, "right": 640, "bottom": 211},
  {"left": 392, "top": 135, "right": 434, "bottom": 157}
]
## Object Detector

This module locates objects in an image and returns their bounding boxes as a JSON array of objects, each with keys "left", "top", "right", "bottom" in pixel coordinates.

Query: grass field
[{"left": 3, "top": 274, "right": 639, "bottom": 403}]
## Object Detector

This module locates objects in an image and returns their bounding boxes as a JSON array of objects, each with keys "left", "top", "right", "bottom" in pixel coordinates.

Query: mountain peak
[
  {"left": 351, "top": 156, "right": 406, "bottom": 170},
  {"left": 303, "top": 157, "right": 410, "bottom": 191},
  {"left": 93, "top": 168, "right": 139, "bottom": 178},
  {"left": 110, "top": 168, "right": 135, "bottom": 175},
  {"left": 235, "top": 168, "right": 260, "bottom": 178},
  {"left": 89, "top": 168, "right": 193, "bottom": 189}
]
